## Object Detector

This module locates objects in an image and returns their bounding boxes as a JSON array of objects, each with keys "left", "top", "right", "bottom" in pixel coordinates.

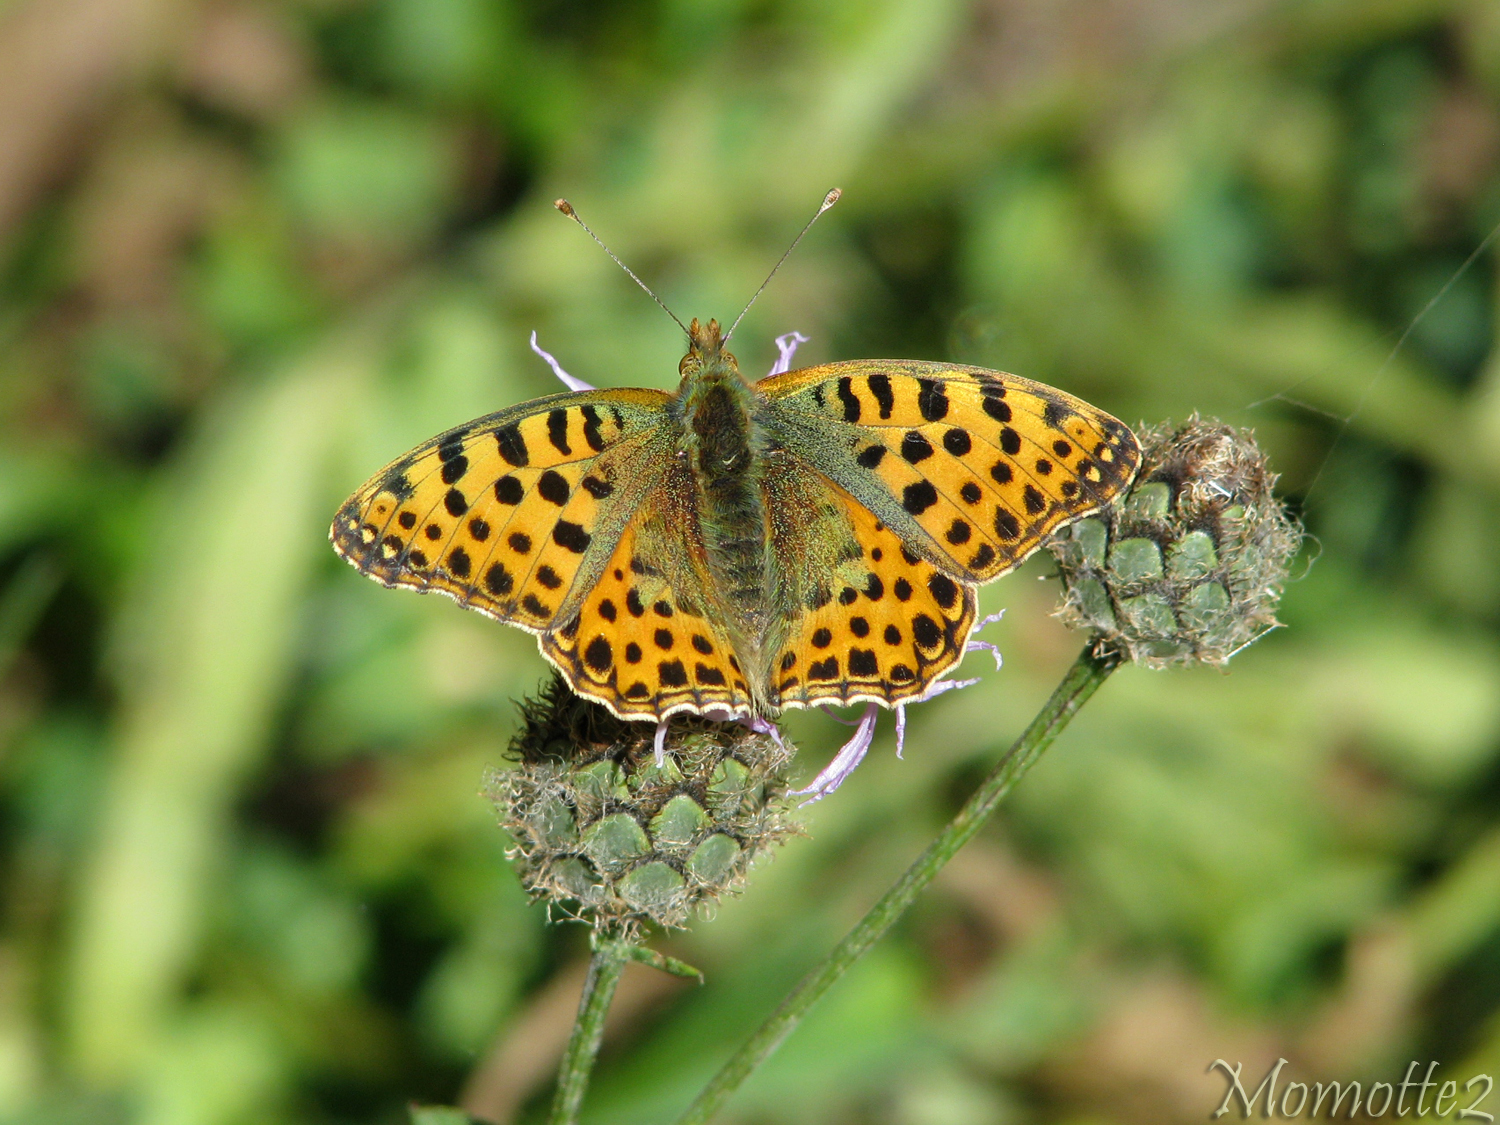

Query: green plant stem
[
  {"left": 549, "top": 935, "right": 632, "bottom": 1125},
  {"left": 673, "top": 643, "right": 1121, "bottom": 1125}
]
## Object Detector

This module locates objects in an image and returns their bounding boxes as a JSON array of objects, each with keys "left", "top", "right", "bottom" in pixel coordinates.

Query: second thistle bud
[
  {"left": 493, "top": 676, "right": 797, "bottom": 932},
  {"left": 1050, "top": 416, "right": 1303, "bottom": 667}
]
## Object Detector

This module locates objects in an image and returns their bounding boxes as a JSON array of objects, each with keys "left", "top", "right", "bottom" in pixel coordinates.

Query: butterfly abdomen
[{"left": 678, "top": 369, "right": 772, "bottom": 626}]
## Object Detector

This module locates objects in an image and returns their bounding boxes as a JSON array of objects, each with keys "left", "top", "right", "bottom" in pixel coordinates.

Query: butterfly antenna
[
  {"left": 724, "top": 188, "right": 841, "bottom": 343},
  {"left": 554, "top": 200, "right": 689, "bottom": 335}
]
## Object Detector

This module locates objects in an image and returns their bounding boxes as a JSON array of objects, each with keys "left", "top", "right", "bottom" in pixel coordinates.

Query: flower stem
[
  {"left": 673, "top": 643, "right": 1121, "bottom": 1125},
  {"left": 548, "top": 934, "right": 632, "bottom": 1125}
]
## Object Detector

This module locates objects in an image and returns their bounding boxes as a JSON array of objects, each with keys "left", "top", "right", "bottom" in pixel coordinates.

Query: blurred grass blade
[{"left": 63, "top": 338, "right": 372, "bottom": 1083}]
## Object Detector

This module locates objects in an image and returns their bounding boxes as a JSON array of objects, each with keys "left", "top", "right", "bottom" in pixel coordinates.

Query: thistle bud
[
  {"left": 491, "top": 676, "right": 797, "bottom": 932},
  {"left": 1049, "top": 416, "right": 1302, "bottom": 667}
]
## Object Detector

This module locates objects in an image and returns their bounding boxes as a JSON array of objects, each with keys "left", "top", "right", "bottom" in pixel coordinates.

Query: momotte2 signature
[{"left": 1210, "top": 1059, "right": 1494, "bottom": 1120}]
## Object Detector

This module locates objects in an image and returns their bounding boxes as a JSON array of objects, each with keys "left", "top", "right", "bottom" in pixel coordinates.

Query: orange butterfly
[{"left": 332, "top": 317, "right": 1138, "bottom": 715}]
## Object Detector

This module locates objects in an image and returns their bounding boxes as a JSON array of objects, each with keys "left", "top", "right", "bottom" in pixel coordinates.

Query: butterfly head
[{"left": 678, "top": 318, "right": 740, "bottom": 383}]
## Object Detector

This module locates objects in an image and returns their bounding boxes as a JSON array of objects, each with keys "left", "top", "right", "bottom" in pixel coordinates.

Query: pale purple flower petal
[
  {"left": 768, "top": 331, "right": 809, "bottom": 377},
  {"left": 793, "top": 702, "right": 879, "bottom": 802},
  {"left": 653, "top": 719, "right": 669, "bottom": 767},
  {"left": 818, "top": 704, "right": 862, "bottom": 726},
  {"left": 530, "top": 331, "right": 595, "bottom": 392}
]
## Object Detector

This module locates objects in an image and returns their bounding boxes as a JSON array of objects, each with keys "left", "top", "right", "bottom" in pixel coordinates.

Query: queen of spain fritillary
[{"left": 330, "top": 315, "right": 1141, "bottom": 723}]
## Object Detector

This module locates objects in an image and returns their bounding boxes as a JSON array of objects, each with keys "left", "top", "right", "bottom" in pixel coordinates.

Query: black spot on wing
[
  {"left": 917, "top": 379, "right": 949, "bottom": 420},
  {"left": 584, "top": 636, "right": 612, "bottom": 671},
  {"left": 901, "top": 431, "right": 933, "bottom": 463},
  {"left": 580, "top": 405, "right": 606, "bottom": 452},
  {"left": 383, "top": 470, "right": 415, "bottom": 501},
  {"left": 868, "top": 374, "right": 894, "bottom": 418},
  {"left": 927, "top": 573, "right": 959, "bottom": 609},
  {"left": 982, "top": 393, "right": 1011, "bottom": 423},
  {"left": 553, "top": 521, "right": 590, "bottom": 553},
  {"left": 538, "top": 470, "right": 570, "bottom": 506},
  {"left": 903, "top": 481, "right": 938, "bottom": 514},
  {"left": 837, "top": 377, "right": 861, "bottom": 422},
  {"left": 547, "top": 408, "right": 571, "bottom": 455},
  {"left": 495, "top": 424, "right": 529, "bottom": 466}
]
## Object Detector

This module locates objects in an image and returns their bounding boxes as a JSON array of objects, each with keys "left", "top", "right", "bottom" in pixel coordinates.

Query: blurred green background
[{"left": 3, "top": 0, "right": 1500, "bottom": 1122}]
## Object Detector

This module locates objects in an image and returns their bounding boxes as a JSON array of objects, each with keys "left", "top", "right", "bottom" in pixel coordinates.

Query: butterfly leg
[
  {"left": 893, "top": 675, "right": 984, "bottom": 760},
  {"left": 965, "top": 609, "right": 1005, "bottom": 670}
]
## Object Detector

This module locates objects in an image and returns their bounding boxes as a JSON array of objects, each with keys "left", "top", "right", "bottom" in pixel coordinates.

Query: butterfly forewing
[
  {"left": 758, "top": 360, "right": 1141, "bottom": 581},
  {"left": 331, "top": 389, "right": 672, "bottom": 631}
]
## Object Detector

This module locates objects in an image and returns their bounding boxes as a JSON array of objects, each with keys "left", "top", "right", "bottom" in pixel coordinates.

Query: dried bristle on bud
[
  {"left": 490, "top": 675, "right": 798, "bottom": 933},
  {"left": 1049, "top": 416, "right": 1303, "bottom": 668}
]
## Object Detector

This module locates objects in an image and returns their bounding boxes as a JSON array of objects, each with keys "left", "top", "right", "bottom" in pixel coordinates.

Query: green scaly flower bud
[
  {"left": 1049, "top": 416, "right": 1302, "bottom": 667},
  {"left": 491, "top": 676, "right": 798, "bottom": 933}
]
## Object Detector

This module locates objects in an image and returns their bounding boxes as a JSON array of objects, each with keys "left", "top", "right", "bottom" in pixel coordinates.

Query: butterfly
[{"left": 330, "top": 316, "right": 1141, "bottom": 725}]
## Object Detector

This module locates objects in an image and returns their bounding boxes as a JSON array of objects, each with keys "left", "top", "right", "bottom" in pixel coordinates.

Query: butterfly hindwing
[
  {"left": 767, "top": 476, "right": 977, "bottom": 709},
  {"left": 758, "top": 360, "right": 1141, "bottom": 581},
  {"left": 330, "top": 389, "right": 672, "bottom": 632},
  {"left": 541, "top": 512, "right": 753, "bottom": 721}
]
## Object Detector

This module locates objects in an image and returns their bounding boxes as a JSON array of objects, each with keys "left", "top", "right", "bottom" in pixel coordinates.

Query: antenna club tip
[
  {"left": 822, "top": 188, "right": 842, "bottom": 210},
  {"left": 554, "top": 199, "right": 576, "bottom": 217}
]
